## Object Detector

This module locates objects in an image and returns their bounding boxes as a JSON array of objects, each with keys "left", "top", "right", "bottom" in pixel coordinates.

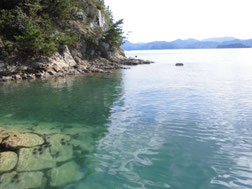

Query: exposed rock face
[
  {"left": 0, "top": 51, "right": 154, "bottom": 82},
  {"left": 51, "top": 46, "right": 77, "bottom": 68},
  {"left": 2, "top": 133, "right": 44, "bottom": 149},
  {"left": 47, "top": 161, "right": 82, "bottom": 187},
  {"left": 31, "top": 46, "right": 77, "bottom": 72},
  {"left": 0, "top": 152, "right": 18, "bottom": 173},
  {"left": 98, "top": 10, "right": 107, "bottom": 30},
  {"left": 17, "top": 147, "right": 56, "bottom": 172}
]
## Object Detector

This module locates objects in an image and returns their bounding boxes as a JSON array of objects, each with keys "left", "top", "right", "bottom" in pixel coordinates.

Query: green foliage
[
  {"left": 42, "top": 0, "right": 73, "bottom": 19},
  {"left": 0, "top": 0, "right": 78, "bottom": 57},
  {"left": 84, "top": 28, "right": 104, "bottom": 49},
  {"left": 0, "top": 0, "right": 124, "bottom": 58},
  {"left": 0, "top": 40, "right": 15, "bottom": 57},
  {"left": 0, "top": 0, "right": 20, "bottom": 10},
  {"left": 15, "top": 21, "right": 44, "bottom": 55},
  {"left": 0, "top": 9, "right": 16, "bottom": 40},
  {"left": 103, "top": 19, "right": 125, "bottom": 48},
  {"left": 14, "top": 20, "right": 58, "bottom": 56},
  {"left": 57, "top": 33, "right": 78, "bottom": 48},
  {"left": 41, "top": 41, "right": 58, "bottom": 56}
]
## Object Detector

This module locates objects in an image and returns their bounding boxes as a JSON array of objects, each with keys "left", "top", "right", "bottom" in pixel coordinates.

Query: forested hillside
[{"left": 0, "top": 0, "right": 124, "bottom": 59}]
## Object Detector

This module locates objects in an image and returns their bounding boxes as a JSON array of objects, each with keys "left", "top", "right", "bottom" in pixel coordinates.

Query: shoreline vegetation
[{"left": 0, "top": 0, "right": 153, "bottom": 82}]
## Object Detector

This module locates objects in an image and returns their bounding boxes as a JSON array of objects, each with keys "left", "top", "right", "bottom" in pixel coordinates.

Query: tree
[{"left": 103, "top": 19, "right": 125, "bottom": 48}]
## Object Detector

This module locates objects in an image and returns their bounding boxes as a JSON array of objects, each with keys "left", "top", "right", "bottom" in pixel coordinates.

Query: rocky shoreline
[{"left": 0, "top": 48, "right": 154, "bottom": 82}]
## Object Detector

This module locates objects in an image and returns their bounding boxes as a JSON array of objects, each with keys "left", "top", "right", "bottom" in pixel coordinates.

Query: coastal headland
[{"left": 0, "top": 0, "right": 152, "bottom": 82}]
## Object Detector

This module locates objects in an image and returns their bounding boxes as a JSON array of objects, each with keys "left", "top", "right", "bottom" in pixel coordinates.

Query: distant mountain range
[{"left": 122, "top": 37, "right": 252, "bottom": 50}]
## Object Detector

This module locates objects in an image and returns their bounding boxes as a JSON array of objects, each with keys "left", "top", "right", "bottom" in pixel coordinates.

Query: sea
[{"left": 1, "top": 48, "right": 252, "bottom": 188}]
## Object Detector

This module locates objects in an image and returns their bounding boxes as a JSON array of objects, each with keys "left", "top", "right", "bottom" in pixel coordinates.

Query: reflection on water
[
  {"left": 0, "top": 73, "right": 123, "bottom": 125},
  {"left": 1, "top": 49, "right": 252, "bottom": 188}
]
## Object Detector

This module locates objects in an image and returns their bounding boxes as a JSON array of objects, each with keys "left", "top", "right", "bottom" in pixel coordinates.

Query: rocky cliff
[{"left": 0, "top": 0, "right": 152, "bottom": 81}]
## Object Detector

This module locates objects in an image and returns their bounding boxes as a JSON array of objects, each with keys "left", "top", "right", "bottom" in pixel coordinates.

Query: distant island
[{"left": 122, "top": 37, "right": 252, "bottom": 50}]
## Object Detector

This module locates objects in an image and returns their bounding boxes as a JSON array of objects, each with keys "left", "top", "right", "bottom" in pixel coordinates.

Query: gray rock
[
  {"left": 2, "top": 133, "right": 44, "bottom": 149},
  {"left": 35, "top": 72, "right": 42, "bottom": 78},
  {"left": 121, "top": 58, "right": 154, "bottom": 66},
  {"left": 0, "top": 171, "right": 46, "bottom": 189},
  {"left": 143, "top": 60, "right": 154, "bottom": 64},
  {"left": 176, "top": 63, "right": 184, "bottom": 66},
  {"left": 76, "top": 11, "right": 87, "bottom": 21},
  {"left": 1, "top": 76, "right": 12, "bottom": 81},
  {"left": 101, "top": 42, "right": 110, "bottom": 51},
  {"left": 31, "top": 57, "right": 50, "bottom": 69},
  {"left": 0, "top": 152, "right": 18, "bottom": 173},
  {"left": 98, "top": 10, "right": 107, "bottom": 30},
  {"left": 13, "top": 75, "right": 22, "bottom": 80},
  {"left": 0, "top": 60, "right": 5, "bottom": 70},
  {"left": 26, "top": 74, "right": 35, "bottom": 79},
  {"left": 48, "top": 71, "right": 55, "bottom": 76},
  {"left": 21, "top": 74, "right": 28, "bottom": 80},
  {"left": 17, "top": 147, "right": 56, "bottom": 172},
  {"left": 47, "top": 161, "right": 83, "bottom": 187}
]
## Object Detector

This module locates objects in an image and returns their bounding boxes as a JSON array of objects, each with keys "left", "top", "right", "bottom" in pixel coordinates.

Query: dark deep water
[{"left": 1, "top": 49, "right": 252, "bottom": 188}]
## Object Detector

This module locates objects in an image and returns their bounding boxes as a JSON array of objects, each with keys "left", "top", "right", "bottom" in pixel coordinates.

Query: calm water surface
[{"left": 1, "top": 49, "right": 252, "bottom": 188}]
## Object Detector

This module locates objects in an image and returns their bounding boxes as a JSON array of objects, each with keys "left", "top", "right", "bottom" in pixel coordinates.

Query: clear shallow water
[{"left": 1, "top": 49, "right": 252, "bottom": 188}]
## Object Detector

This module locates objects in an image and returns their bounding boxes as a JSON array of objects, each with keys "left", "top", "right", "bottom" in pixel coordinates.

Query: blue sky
[{"left": 104, "top": 0, "right": 252, "bottom": 43}]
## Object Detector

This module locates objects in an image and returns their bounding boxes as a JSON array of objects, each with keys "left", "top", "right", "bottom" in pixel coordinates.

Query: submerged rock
[
  {"left": 17, "top": 147, "right": 56, "bottom": 172},
  {"left": 0, "top": 171, "right": 46, "bottom": 189},
  {"left": 2, "top": 133, "right": 44, "bottom": 149},
  {"left": 0, "top": 152, "right": 18, "bottom": 173},
  {"left": 71, "top": 139, "right": 90, "bottom": 151},
  {"left": 0, "top": 133, "right": 9, "bottom": 145},
  {"left": 0, "top": 127, "right": 4, "bottom": 133},
  {"left": 47, "top": 134, "right": 73, "bottom": 162},
  {"left": 47, "top": 161, "right": 82, "bottom": 187},
  {"left": 0, "top": 172, "right": 18, "bottom": 189}
]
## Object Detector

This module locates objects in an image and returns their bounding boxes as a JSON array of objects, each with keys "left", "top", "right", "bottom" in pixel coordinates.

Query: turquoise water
[{"left": 1, "top": 49, "right": 252, "bottom": 188}]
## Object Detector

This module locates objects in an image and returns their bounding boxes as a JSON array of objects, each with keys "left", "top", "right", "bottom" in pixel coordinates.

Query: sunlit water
[{"left": 1, "top": 49, "right": 252, "bottom": 188}]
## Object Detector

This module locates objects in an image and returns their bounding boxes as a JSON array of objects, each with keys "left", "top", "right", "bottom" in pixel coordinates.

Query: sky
[{"left": 104, "top": 0, "right": 252, "bottom": 43}]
